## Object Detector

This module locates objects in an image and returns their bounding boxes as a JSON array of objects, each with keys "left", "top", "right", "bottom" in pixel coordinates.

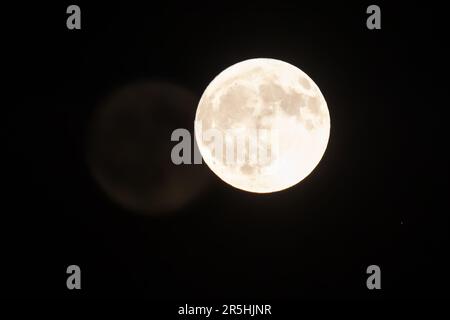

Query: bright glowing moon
[{"left": 195, "top": 58, "right": 330, "bottom": 193}]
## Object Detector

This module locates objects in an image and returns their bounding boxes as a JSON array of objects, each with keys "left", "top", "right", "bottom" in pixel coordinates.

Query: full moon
[{"left": 195, "top": 58, "right": 330, "bottom": 193}]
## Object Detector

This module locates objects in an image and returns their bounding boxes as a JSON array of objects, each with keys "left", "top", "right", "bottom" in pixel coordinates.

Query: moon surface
[{"left": 195, "top": 58, "right": 330, "bottom": 193}]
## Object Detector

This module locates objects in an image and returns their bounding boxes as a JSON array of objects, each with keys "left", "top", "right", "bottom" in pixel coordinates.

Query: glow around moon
[{"left": 195, "top": 58, "right": 330, "bottom": 193}]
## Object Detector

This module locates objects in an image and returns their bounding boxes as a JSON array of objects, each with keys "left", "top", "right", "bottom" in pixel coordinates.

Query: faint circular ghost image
[{"left": 87, "top": 81, "right": 209, "bottom": 215}]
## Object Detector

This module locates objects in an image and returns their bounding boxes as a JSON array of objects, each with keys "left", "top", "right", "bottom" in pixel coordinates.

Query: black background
[{"left": 3, "top": 1, "right": 449, "bottom": 301}]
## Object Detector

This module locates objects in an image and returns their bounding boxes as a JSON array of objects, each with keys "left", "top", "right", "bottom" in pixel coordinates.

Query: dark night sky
[{"left": 3, "top": 1, "right": 449, "bottom": 302}]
